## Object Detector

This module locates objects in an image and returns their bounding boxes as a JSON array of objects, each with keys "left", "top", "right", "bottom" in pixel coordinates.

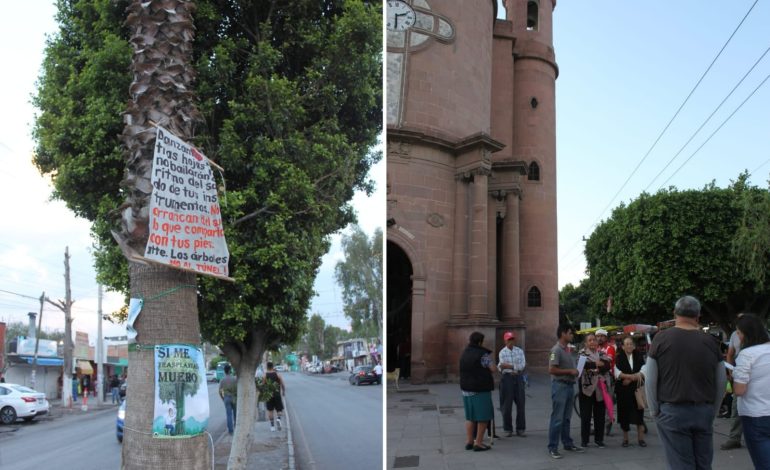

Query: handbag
[{"left": 634, "top": 376, "right": 647, "bottom": 410}]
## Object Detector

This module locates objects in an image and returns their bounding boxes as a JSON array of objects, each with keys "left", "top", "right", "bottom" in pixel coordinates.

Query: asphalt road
[
  {"left": 0, "top": 382, "right": 226, "bottom": 470},
  {"left": 285, "top": 371, "right": 383, "bottom": 470}
]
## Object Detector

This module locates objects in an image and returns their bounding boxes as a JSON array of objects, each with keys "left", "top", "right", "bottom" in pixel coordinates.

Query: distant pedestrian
[
  {"left": 547, "top": 323, "right": 584, "bottom": 459},
  {"left": 497, "top": 331, "right": 526, "bottom": 438},
  {"left": 81, "top": 374, "right": 91, "bottom": 409},
  {"left": 460, "top": 331, "right": 496, "bottom": 452},
  {"left": 218, "top": 364, "right": 237, "bottom": 434},
  {"left": 265, "top": 362, "right": 286, "bottom": 432},
  {"left": 72, "top": 376, "right": 79, "bottom": 403},
  {"left": 645, "top": 295, "right": 725, "bottom": 470},
  {"left": 578, "top": 333, "right": 612, "bottom": 449},
  {"left": 374, "top": 361, "right": 383, "bottom": 385},
  {"left": 721, "top": 315, "right": 745, "bottom": 451},
  {"left": 731, "top": 313, "right": 770, "bottom": 469},
  {"left": 110, "top": 375, "right": 121, "bottom": 404},
  {"left": 614, "top": 336, "right": 646, "bottom": 447}
]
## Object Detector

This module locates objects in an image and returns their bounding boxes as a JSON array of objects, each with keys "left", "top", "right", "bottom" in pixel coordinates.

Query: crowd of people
[{"left": 459, "top": 294, "right": 770, "bottom": 469}]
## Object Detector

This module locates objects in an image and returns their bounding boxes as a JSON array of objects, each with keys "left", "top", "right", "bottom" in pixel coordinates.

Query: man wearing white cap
[
  {"left": 498, "top": 331, "right": 527, "bottom": 437},
  {"left": 596, "top": 329, "right": 616, "bottom": 373}
]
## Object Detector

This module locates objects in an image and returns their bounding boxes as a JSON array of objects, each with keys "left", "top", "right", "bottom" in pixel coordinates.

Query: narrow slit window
[
  {"left": 527, "top": 286, "right": 541, "bottom": 308},
  {"left": 527, "top": 1, "right": 539, "bottom": 31},
  {"left": 528, "top": 162, "right": 540, "bottom": 181}
]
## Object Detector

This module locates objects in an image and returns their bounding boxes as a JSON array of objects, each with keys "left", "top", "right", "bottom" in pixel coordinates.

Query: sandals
[
  {"left": 473, "top": 444, "right": 491, "bottom": 452},
  {"left": 465, "top": 443, "right": 474, "bottom": 451},
  {"left": 622, "top": 440, "right": 629, "bottom": 447},
  {"left": 639, "top": 440, "right": 647, "bottom": 447}
]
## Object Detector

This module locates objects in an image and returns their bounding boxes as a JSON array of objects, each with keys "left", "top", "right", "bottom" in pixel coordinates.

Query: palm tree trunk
[{"left": 119, "top": 1, "right": 207, "bottom": 468}]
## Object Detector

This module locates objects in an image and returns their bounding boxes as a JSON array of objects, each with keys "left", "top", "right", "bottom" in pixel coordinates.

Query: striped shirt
[{"left": 498, "top": 346, "right": 526, "bottom": 374}]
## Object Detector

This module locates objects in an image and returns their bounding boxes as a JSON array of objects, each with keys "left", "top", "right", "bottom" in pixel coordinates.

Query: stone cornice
[
  {"left": 388, "top": 126, "right": 505, "bottom": 156},
  {"left": 492, "top": 159, "right": 528, "bottom": 175}
]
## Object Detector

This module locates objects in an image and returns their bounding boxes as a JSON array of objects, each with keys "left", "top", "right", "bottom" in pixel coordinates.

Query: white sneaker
[
  {"left": 276, "top": 418, "right": 282, "bottom": 430},
  {"left": 270, "top": 425, "right": 276, "bottom": 432}
]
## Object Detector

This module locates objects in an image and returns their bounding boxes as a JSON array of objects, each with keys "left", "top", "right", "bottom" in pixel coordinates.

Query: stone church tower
[{"left": 386, "top": 0, "right": 558, "bottom": 383}]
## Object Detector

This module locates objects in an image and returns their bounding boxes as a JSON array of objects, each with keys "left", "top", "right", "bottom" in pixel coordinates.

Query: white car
[{"left": 0, "top": 383, "right": 50, "bottom": 424}]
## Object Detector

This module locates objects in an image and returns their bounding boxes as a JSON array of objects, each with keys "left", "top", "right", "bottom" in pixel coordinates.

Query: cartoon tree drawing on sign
[{"left": 158, "top": 353, "right": 200, "bottom": 436}]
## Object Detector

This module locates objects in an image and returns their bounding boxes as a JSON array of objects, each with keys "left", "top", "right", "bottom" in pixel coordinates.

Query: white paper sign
[
  {"left": 576, "top": 355, "right": 587, "bottom": 378},
  {"left": 145, "top": 126, "right": 230, "bottom": 278}
]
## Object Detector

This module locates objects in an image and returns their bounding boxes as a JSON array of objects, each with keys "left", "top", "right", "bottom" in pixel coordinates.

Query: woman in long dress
[{"left": 614, "top": 336, "right": 646, "bottom": 447}]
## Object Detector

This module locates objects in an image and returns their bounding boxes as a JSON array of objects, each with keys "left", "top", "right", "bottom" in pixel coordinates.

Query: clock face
[{"left": 387, "top": 1, "right": 416, "bottom": 32}]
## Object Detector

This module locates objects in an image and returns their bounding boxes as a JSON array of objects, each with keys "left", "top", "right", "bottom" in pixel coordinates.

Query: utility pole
[
  {"left": 30, "top": 293, "right": 44, "bottom": 390},
  {"left": 47, "top": 247, "right": 75, "bottom": 408},
  {"left": 96, "top": 284, "right": 104, "bottom": 405}
]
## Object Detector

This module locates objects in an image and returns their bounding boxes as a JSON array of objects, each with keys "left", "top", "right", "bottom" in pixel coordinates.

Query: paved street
[
  {"left": 387, "top": 371, "right": 755, "bottom": 470},
  {"left": 0, "top": 382, "right": 226, "bottom": 470},
  {"left": 286, "top": 370, "right": 383, "bottom": 470}
]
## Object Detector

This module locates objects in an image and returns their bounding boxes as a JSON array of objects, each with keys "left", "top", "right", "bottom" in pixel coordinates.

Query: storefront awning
[
  {"left": 77, "top": 360, "right": 94, "bottom": 374},
  {"left": 20, "top": 356, "right": 64, "bottom": 367}
]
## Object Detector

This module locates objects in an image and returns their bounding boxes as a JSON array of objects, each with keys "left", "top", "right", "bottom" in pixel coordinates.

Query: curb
[{"left": 283, "top": 397, "right": 296, "bottom": 470}]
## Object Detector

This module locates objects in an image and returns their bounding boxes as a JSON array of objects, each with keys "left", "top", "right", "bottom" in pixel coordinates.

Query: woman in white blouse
[{"left": 732, "top": 313, "right": 770, "bottom": 470}]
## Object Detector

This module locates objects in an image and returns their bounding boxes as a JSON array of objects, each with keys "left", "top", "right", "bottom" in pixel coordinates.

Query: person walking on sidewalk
[
  {"left": 460, "top": 331, "right": 497, "bottom": 452},
  {"left": 731, "top": 313, "right": 770, "bottom": 470},
  {"left": 265, "top": 362, "right": 286, "bottom": 432},
  {"left": 110, "top": 375, "right": 121, "bottom": 404},
  {"left": 498, "top": 331, "right": 526, "bottom": 438},
  {"left": 547, "top": 323, "right": 584, "bottom": 459},
  {"left": 219, "top": 364, "right": 237, "bottom": 434},
  {"left": 722, "top": 316, "right": 745, "bottom": 451},
  {"left": 80, "top": 374, "right": 91, "bottom": 410},
  {"left": 645, "top": 295, "right": 726, "bottom": 470}
]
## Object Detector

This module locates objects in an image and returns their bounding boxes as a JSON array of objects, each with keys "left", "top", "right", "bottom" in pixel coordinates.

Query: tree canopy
[
  {"left": 33, "top": 0, "right": 382, "bottom": 354},
  {"left": 584, "top": 175, "right": 770, "bottom": 332},
  {"left": 335, "top": 225, "right": 382, "bottom": 337}
]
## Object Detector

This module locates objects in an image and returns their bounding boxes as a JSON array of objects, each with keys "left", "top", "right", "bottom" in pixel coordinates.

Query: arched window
[
  {"left": 527, "top": 286, "right": 542, "bottom": 308},
  {"left": 527, "top": 1, "right": 539, "bottom": 31},
  {"left": 528, "top": 162, "right": 540, "bottom": 181}
]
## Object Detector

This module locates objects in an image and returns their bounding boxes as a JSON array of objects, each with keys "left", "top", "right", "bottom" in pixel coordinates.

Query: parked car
[
  {"left": 0, "top": 383, "right": 50, "bottom": 424},
  {"left": 348, "top": 365, "right": 380, "bottom": 386},
  {"left": 206, "top": 370, "right": 217, "bottom": 382},
  {"left": 116, "top": 399, "right": 125, "bottom": 443}
]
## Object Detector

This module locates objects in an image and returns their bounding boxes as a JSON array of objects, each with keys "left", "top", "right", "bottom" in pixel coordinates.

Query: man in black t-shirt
[{"left": 645, "top": 295, "right": 726, "bottom": 470}]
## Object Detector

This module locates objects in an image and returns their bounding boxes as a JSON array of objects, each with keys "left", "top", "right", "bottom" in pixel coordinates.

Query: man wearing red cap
[{"left": 498, "top": 331, "right": 527, "bottom": 437}]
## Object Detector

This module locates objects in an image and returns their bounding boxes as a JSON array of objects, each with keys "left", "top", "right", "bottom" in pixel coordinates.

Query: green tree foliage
[
  {"left": 306, "top": 314, "right": 325, "bottom": 358},
  {"left": 33, "top": 0, "right": 381, "bottom": 371},
  {"left": 335, "top": 225, "right": 382, "bottom": 337},
  {"left": 323, "top": 325, "right": 349, "bottom": 359},
  {"left": 559, "top": 281, "right": 592, "bottom": 325},
  {"left": 584, "top": 177, "right": 770, "bottom": 332}
]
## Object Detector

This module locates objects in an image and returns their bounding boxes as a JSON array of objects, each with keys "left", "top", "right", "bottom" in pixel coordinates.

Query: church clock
[{"left": 387, "top": 1, "right": 416, "bottom": 31}]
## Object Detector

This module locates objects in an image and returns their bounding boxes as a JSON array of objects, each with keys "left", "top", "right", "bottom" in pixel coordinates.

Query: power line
[
  {"left": 644, "top": 45, "right": 770, "bottom": 192},
  {"left": 0, "top": 288, "right": 40, "bottom": 300},
  {"left": 658, "top": 71, "right": 770, "bottom": 188},
  {"left": 559, "top": 0, "right": 760, "bottom": 264}
]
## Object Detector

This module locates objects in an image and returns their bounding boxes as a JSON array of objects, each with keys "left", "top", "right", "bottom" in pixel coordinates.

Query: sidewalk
[
  {"left": 387, "top": 372, "right": 753, "bottom": 469},
  {"left": 213, "top": 403, "right": 293, "bottom": 470},
  {"left": 46, "top": 398, "right": 293, "bottom": 469}
]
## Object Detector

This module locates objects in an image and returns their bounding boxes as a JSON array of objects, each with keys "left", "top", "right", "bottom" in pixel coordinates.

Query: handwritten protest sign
[{"left": 144, "top": 126, "right": 231, "bottom": 280}]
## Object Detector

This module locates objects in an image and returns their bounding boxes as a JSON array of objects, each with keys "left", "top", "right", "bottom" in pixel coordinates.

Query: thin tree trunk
[{"left": 223, "top": 332, "right": 266, "bottom": 470}]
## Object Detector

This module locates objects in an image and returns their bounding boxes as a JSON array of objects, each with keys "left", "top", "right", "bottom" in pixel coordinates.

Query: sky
[
  {"left": 0, "top": 0, "right": 383, "bottom": 346},
  {"left": 540, "top": 0, "right": 770, "bottom": 288}
]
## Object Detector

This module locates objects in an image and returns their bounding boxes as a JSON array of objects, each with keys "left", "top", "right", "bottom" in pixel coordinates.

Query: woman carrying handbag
[{"left": 614, "top": 336, "right": 647, "bottom": 447}]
